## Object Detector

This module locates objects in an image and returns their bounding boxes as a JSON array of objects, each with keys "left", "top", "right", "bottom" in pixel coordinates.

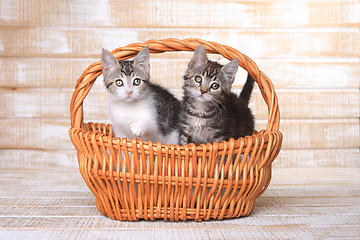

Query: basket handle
[{"left": 70, "top": 38, "right": 280, "bottom": 132}]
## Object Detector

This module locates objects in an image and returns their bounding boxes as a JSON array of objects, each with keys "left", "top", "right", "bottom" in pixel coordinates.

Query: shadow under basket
[{"left": 69, "top": 38, "right": 283, "bottom": 221}]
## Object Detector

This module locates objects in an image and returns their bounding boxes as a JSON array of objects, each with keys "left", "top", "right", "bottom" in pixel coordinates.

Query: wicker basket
[{"left": 69, "top": 38, "right": 282, "bottom": 221}]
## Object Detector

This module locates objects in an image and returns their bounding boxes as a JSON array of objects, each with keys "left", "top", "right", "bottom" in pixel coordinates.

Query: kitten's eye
[
  {"left": 210, "top": 83, "right": 220, "bottom": 90},
  {"left": 115, "top": 79, "right": 123, "bottom": 87},
  {"left": 133, "top": 78, "right": 141, "bottom": 86},
  {"left": 194, "top": 76, "right": 202, "bottom": 83}
]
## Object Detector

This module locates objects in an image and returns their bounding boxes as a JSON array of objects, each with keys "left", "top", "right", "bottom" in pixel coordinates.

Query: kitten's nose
[
  {"left": 200, "top": 89, "right": 207, "bottom": 94},
  {"left": 126, "top": 90, "right": 133, "bottom": 96}
]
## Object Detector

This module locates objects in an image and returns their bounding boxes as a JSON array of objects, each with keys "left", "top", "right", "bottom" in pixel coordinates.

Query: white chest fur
[
  {"left": 109, "top": 97, "right": 156, "bottom": 137},
  {"left": 108, "top": 97, "right": 179, "bottom": 145}
]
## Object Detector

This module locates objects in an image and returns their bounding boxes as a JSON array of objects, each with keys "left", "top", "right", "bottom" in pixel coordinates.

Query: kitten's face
[
  {"left": 101, "top": 47, "right": 150, "bottom": 102},
  {"left": 185, "top": 62, "right": 222, "bottom": 102},
  {"left": 184, "top": 45, "right": 239, "bottom": 103}
]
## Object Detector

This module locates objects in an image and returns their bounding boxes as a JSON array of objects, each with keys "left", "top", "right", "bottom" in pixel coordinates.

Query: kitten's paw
[
  {"left": 131, "top": 123, "right": 144, "bottom": 138},
  {"left": 179, "top": 135, "right": 189, "bottom": 146}
]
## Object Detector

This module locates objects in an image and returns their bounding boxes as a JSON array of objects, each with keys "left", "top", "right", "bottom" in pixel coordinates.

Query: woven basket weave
[{"left": 69, "top": 38, "right": 282, "bottom": 221}]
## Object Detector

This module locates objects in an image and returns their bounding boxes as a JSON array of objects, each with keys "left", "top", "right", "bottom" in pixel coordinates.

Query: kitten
[
  {"left": 101, "top": 47, "right": 180, "bottom": 145},
  {"left": 179, "top": 44, "right": 255, "bottom": 145}
]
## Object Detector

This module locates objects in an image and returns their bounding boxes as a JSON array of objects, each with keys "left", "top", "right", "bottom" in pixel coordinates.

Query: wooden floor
[{"left": 0, "top": 167, "right": 359, "bottom": 240}]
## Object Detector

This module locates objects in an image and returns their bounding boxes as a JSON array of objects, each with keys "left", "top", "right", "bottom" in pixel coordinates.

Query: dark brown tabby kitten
[{"left": 179, "top": 44, "right": 255, "bottom": 145}]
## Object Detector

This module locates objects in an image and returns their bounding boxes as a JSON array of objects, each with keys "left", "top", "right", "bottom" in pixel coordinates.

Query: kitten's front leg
[
  {"left": 130, "top": 122, "right": 145, "bottom": 138},
  {"left": 212, "top": 137, "right": 226, "bottom": 144},
  {"left": 179, "top": 134, "right": 190, "bottom": 146}
]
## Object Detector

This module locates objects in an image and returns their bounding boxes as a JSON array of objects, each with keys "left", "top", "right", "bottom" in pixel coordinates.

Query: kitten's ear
[
  {"left": 221, "top": 59, "right": 239, "bottom": 84},
  {"left": 101, "top": 49, "right": 120, "bottom": 76},
  {"left": 188, "top": 44, "right": 208, "bottom": 71},
  {"left": 134, "top": 47, "right": 150, "bottom": 75}
]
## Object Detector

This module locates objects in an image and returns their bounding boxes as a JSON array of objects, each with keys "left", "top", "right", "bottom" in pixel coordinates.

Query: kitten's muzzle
[{"left": 200, "top": 86, "right": 208, "bottom": 95}]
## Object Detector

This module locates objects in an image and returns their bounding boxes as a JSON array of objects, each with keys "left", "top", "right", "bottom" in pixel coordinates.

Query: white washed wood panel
[
  {"left": 1, "top": 168, "right": 359, "bottom": 239},
  {"left": 1, "top": 27, "right": 359, "bottom": 58},
  {"left": 2, "top": 203, "right": 360, "bottom": 218},
  {"left": 0, "top": 88, "right": 96, "bottom": 119},
  {"left": 0, "top": 219, "right": 358, "bottom": 239},
  {"left": 0, "top": 197, "right": 96, "bottom": 207},
  {"left": 0, "top": 0, "right": 358, "bottom": 28},
  {"left": 0, "top": 150, "right": 78, "bottom": 168},
  {"left": 0, "top": 58, "right": 94, "bottom": 88},
  {"left": 267, "top": 168, "right": 360, "bottom": 191},
  {"left": 252, "top": 119, "right": 359, "bottom": 149},
  {"left": 256, "top": 59, "right": 360, "bottom": 89},
  {"left": 0, "top": 226, "right": 358, "bottom": 240},
  {"left": 274, "top": 149, "right": 360, "bottom": 168},
  {"left": 0, "top": 0, "right": 359, "bottom": 172},
  {"left": 0, "top": 210, "right": 359, "bottom": 227},
  {"left": 0, "top": 205, "right": 98, "bottom": 217},
  {"left": 0, "top": 119, "right": 73, "bottom": 150},
  {"left": 274, "top": 89, "right": 360, "bottom": 119},
  {"left": 1, "top": 88, "right": 359, "bottom": 120},
  {"left": 0, "top": 189, "right": 92, "bottom": 199},
  {"left": 0, "top": 119, "right": 358, "bottom": 150},
  {"left": 1, "top": 149, "right": 358, "bottom": 169},
  {"left": 2, "top": 58, "right": 359, "bottom": 89},
  {"left": 276, "top": 119, "right": 359, "bottom": 149}
]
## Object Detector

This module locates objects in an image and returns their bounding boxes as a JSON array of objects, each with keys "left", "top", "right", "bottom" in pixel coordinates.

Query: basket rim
[
  {"left": 69, "top": 122, "right": 275, "bottom": 150},
  {"left": 69, "top": 123, "right": 282, "bottom": 170},
  {"left": 70, "top": 38, "right": 281, "bottom": 135}
]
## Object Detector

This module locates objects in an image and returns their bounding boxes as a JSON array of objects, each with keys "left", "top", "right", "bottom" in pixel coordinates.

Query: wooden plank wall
[{"left": 0, "top": 0, "right": 359, "bottom": 169}]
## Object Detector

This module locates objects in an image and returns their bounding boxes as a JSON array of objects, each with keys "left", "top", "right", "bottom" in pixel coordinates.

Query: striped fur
[
  {"left": 102, "top": 47, "right": 180, "bottom": 145},
  {"left": 179, "top": 45, "right": 254, "bottom": 145}
]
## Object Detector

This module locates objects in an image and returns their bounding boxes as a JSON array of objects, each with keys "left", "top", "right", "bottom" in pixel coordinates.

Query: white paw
[{"left": 130, "top": 123, "right": 144, "bottom": 138}]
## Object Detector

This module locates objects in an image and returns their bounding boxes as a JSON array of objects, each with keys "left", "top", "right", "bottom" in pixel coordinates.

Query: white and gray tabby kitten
[
  {"left": 101, "top": 47, "right": 180, "bottom": 145},
  {"left": 179, "top": 44, "right": 255, "bottom": 145}
]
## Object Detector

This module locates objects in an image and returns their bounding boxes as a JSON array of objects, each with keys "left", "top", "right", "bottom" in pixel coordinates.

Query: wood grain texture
[
  {"left": 262, "top": 119, "right": 359, "bottom": 149},
  {"left": 0, "top": 168, "right": 359, "bottom": 239},
  {"left": 0, "top": 0, "right": 359, "bottom": 169},
  {"left": 1, "top": 0, "right": 358, "bottom": 28},
  {"left": 1, "top": 88, "right": 359, "bottom": 120},
  {"left": 0, "top": 119, "right": 358, "bottom": 150},
  {"left": 1, "top": 58, "right": 359, "bottom": 89},
  {"left": 0, "top": 0, "right": 360, "bottom": 237},
  {"left": 0, "top": 150, "right": 78, "bottom": 168},
  {"left": 0, "top": 119, "right": 73, "bottom": 150},
  {"left": 1, "top": 27, "right": 359, "bottom": 58},
  {"left": 275, "top": 149, "right": 360, "bottom": 168}
]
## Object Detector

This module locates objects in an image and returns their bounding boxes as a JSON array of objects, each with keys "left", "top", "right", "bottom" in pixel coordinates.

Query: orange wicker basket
[{"left": 69, "top": 38, "right": 282, "bottom": 221}]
